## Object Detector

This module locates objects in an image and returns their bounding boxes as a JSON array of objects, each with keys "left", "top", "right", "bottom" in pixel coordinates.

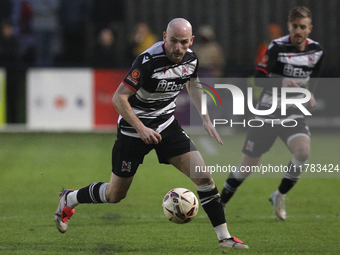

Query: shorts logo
[
  {"left": 245, "top": 140, "right": 254, "bottom": 152},
  {"left": 121, "top": 161, "right": 132, "bottom": 172}
]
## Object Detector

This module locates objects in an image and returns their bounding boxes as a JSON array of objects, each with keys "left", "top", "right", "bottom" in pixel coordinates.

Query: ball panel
[{"left": 162, "top": 188, "right": 199, "bottom": 224}]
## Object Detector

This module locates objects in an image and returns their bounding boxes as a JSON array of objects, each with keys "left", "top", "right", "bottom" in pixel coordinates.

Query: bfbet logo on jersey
[{"left": 198, "top": 82, "right": 312, "bottom": 128}]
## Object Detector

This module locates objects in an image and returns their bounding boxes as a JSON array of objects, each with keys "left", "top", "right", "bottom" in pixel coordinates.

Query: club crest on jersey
[
  {"left": 182, "top": 64, "right": 189, "bottom": 77},
  {"left": 121, "top": 161, "right": 132, "bottom": 172},
  {"left": 308, "top": 55, "right": 316, "bottom": 67}
]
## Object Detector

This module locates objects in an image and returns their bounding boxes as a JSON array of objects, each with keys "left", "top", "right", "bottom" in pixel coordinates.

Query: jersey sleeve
[
  {"left": 309, "top": 49, "right": 324, "bottom": 93},
  {"left": 122, "top": 54, "right": 147, "bottom": 92},
  {"left": 255, "top": 41, "right": 279, "bottom": 76},
  {"left": 192, "top": 52, "right": 199, "bottom": 79},
  {"left": 311, "top": 49, "right": 324, "bottom": 78},
  {"left": 254, "top": 42, "right": 282, "bottom": 88}
]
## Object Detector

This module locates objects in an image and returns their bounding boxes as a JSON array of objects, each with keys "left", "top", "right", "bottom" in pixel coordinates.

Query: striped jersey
[
  {"left": 120, "top": 41, "right": 198, "bottom": 137},
  {"left": 255, "top": 35, "right": 323, "bottom": 122}
]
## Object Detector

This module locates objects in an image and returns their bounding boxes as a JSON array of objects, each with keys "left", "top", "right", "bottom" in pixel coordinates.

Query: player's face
[
  {"left": 288, "top": 17, "right": 312, "bottom": 50},
  {"left": 163, "top": 29, "right": 194, "bottom": 63}
]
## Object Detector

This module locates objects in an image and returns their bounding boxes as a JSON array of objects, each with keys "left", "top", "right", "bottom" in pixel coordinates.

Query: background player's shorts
[
  {"left": 111, "top": 119, "right": 197, "bottom": 178},
  {"left": 242, "top": 118, "right": 310, "bottom": 157}
]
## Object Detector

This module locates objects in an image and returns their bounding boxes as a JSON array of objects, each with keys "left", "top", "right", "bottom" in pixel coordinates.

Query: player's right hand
[
  {"left": 138, "top": 126, "right": 162, "bottom": 144},
  {"left": 203, "top": 120, "right": 223, "bottom": 145}
]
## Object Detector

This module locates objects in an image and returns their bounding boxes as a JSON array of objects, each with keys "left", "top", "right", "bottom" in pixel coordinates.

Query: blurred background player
[
  {"left": 192, "top": 25, "right": 225, "bottom": 78},
  {"left": 221, "top": 6, "right": 324, "bottom": 220},
  {"left": 255, "top": 23, "right": 282, "bottom": 65},
  {"left": 128, "top": 22, "right": 157, "bottom": 63},
  {"left": 54, "top": 18, "right": 249, "bottom": 249},
  {"left": 91, "top": 27, "right": 117, "bottom": 68},
  {"left": 0, "top": 19, "right": 20, "bottom": 67},
  {"left": 30, "top": 0, "right": 60, "bottom": 66},
  {"left": 249, "top": 23, "right": 283, "bottom": 106}
]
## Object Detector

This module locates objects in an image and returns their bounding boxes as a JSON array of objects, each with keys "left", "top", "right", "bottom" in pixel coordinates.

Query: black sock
[
  {"left": 279, "top": 160, "right": 300, "bottom": 194},
  {"left": 197, "top": 186, "right": 225, "bottom": 227},
  {"left": 278, "top": 178, "right": 297, "bottom": 194},
  {"left": 77, "top": 182, "right": 106, "bottom": 204},
  {"left": 221, "top": 172, "right": 243, "bottom": 204}
]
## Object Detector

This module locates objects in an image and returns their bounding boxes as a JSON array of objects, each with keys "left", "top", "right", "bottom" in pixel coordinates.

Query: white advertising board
[{"left": 27, "top": 69, "right": 93, "bottom": 130}]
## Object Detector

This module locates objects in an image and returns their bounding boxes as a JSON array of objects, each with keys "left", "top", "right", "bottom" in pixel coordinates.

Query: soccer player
[
  {"left": 221, "top": 6, "right": 324, "bottom": 220},
  {"left": 54, "top": 18, "right": 249, "bottom": 249}
]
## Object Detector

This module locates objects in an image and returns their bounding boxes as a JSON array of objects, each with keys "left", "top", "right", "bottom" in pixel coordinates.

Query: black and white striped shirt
[
  {"left": 120, "top": 41, "right": 198, "bottom": 137},
  {"left": 255, "top": 35, "right": 324, "bottom": 122}
]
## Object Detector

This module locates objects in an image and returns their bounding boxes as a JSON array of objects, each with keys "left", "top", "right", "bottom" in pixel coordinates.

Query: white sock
[
  {"left": 99, "top": 183, "right": 108, "bottom": 203},
  {"left": 291, "top": 157, "right": 305, "bottom": 168},
  {"left": 66, "top": 190, "right": 79, "bottom": 209},
  {"left": 233, "top": 165, "right": 251, "bottom": 181},
  {"left": 283, "top": 157, "right": 306, "bottom": 180},
  {"left": 214, "top": 223, "right": 231, "bottom": 240}
]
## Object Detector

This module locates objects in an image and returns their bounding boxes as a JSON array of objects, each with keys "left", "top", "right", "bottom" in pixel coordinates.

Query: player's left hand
[
  {"left": 304, "top": 93, "right": 316, "bottom": 109},
  {"left": 203, "top": 121, "right": 223, "bottom": 145}
]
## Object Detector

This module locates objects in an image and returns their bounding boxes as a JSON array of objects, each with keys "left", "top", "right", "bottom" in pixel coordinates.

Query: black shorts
[
  {"left": 111, "top": 119, "right": 197, "bottom": 178},
  {"left": 242, "top": 118, "right": 310, "bottom": 157}
]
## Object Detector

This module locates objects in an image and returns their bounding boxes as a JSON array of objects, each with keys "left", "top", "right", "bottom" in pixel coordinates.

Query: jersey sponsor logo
[
  {"left": 155, "top": 79, "right": 186, "bottom": 92},
  {"left": 121, "top": 161, "right": 131, "bottom": 172},
  {"left": 283, "top": 64, "right": 312, "bottom": 78}
]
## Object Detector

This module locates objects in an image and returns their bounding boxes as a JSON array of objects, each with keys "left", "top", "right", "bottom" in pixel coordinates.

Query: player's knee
[{"left": 294, "top": 148, "right": 310, "bottom": 162}]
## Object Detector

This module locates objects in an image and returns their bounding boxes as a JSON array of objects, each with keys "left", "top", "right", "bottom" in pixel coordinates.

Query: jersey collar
[{"left": 288, "top": 36, "right": 309, "bottom": 51}]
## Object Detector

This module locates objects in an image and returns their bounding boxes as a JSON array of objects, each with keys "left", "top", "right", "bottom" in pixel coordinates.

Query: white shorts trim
[{"left": 286, "top": 133, "right": 310, "bottom": 146}]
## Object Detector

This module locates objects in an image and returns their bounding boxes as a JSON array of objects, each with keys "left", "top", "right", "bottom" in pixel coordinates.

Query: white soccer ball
[{"left": 162, "top": 188, "right": 199, "bottom": 224}]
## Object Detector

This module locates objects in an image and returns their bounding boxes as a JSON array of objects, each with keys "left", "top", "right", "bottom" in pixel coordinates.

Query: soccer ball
[{"left": 162, "top": 188, "right": 199, "bottom": 224}]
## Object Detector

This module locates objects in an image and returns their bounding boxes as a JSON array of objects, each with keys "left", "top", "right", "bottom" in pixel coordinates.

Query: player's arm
[
  {"left": 186, "top": 78, "right": 223, "bottom": 145},
  {"left": 112, "top": 83, "right": 162, "bottom": 144},
  {"left": 255, "top": 42, "right": 300, "bottom": 88},
  {"left": 305, "top": 50, "right": 324, "bottom": 109}
]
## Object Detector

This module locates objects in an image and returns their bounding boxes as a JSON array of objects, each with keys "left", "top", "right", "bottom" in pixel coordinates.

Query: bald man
[{"left": 54, "top": 18, "right": 248, "bottom": 249}]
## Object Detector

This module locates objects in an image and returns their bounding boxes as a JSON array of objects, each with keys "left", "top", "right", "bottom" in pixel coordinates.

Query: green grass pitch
[{"left": 0, "top": 131, "right": 339, "bottom": 254}]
